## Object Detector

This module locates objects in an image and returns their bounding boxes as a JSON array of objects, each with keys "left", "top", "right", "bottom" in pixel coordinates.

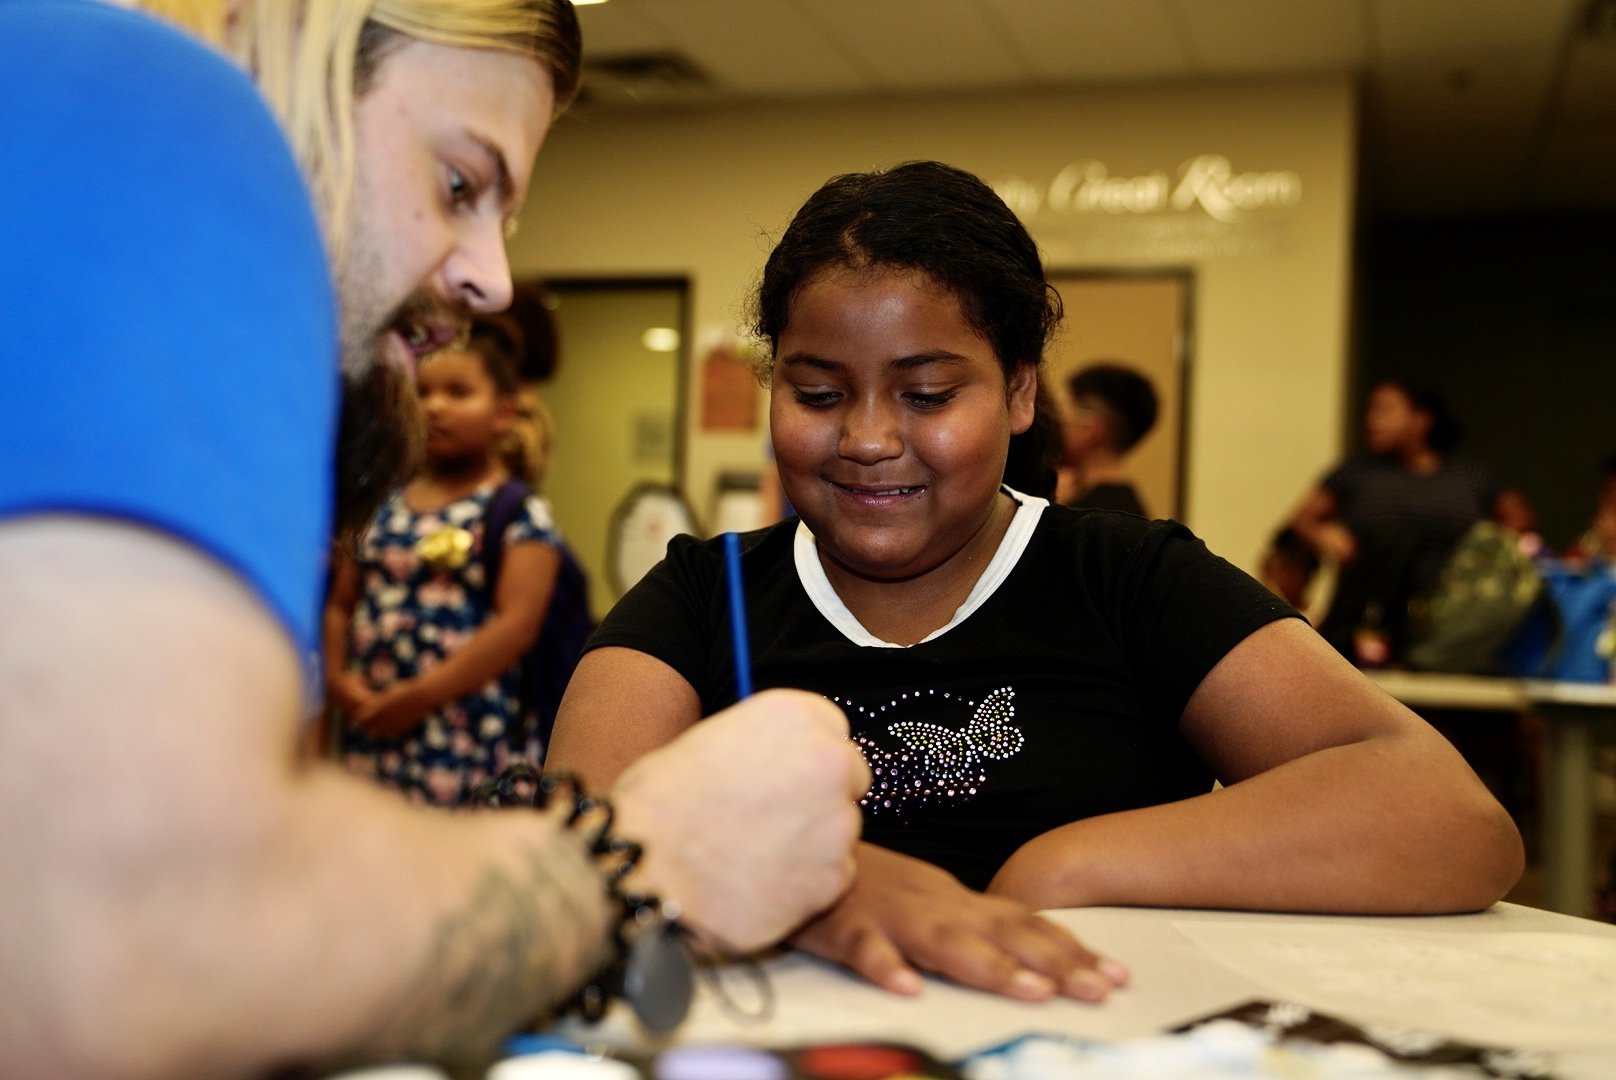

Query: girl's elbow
[
  {"left": 1475, "top": 803, "right": 1527, "bottom": 906},
  {"left": 1441, "top": 800, "right": 1526, "bottom": 912}
]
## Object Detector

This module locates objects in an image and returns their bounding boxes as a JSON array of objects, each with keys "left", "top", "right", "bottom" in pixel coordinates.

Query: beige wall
[{"left": 509, "top": 75, "right": 1356, "bottom": 573}]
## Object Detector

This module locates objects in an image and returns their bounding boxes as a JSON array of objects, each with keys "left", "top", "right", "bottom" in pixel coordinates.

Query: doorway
[
  {"left": 516, "top": 277, "right": 689, "bottom": 619},
  {"left": 1045, "top": 272, "right": 1193, "bottom": 519}
]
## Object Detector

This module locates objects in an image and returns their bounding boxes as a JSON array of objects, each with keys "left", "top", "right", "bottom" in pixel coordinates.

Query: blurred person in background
[
  {"left": 1288, "top": 379, "right": 1511, "bottom": 667},
  {"left": 1056, "top": 362, "right": 1159, "bottom": 516},
  {"left": 1258, "top": 526, "right": 1321, "bottom": 615},
  {"left": 325, "top": 323, "right": 560, "bottom": 804},
  {"left": 1565, "top": 453, "right": 1616, "bottom": 566}
]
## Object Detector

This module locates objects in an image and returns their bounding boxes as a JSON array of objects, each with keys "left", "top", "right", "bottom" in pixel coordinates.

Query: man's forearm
[
  {"left": 263, "top": 766, "right": 617, "bottom": 1077},
  {"left": 359, "top": 836, "right": 615, "bottom": 1074},
  {"left": 18, "top": 766, "right": 615, "bottom": 1080},
  {"left": 0, "top": 524, "right": 615, "bottom": 1079}
]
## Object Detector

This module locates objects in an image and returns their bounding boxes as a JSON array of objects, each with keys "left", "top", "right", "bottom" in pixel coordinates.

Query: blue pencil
[{"left": 723, "top": 531, "right": 754, "bottom": 699}]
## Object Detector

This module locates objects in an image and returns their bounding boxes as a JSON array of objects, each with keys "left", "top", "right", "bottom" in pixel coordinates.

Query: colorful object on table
[
  {"left": 489, "top": 1049, "right": 641, "bottom": 1079},
  {"left": 794, "top": 1041, "right": 944, "bottom": 1079},
  {"left": 1175, "top": 1000, "right": 1554, "bottom": 1078},
  {"left": 652, "top": 1043, "right": 790, "bottom": 1080},
  {"left": 954, "top": 1001, "right": 1555, "bottom": 1078},
  {"left": 1502, "top": 560, "right": 1616, "bottom": 682},
  {"left": 502, "top": 1034, "right": 590, "bottom": 1058},
  {"left": 483, "top": 1039, "right": 957, "bottom": 1080}
]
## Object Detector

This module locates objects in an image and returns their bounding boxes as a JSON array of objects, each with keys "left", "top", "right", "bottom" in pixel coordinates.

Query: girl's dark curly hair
[
  {"left": 752, "top": 160, "right": 1062, "bottom": 384},
  {"left": 751, "top": 161, "right": 1062, "bottom": 495}
]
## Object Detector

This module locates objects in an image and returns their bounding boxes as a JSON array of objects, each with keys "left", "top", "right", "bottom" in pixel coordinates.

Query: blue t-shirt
[{"left": 0, "top": 0, "right": 337, "bottom": 652}]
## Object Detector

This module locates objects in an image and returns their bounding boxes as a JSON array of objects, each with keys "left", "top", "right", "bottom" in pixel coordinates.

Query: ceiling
[{"left": 571, "top": 0, "right": 1616, "bottom": 218}]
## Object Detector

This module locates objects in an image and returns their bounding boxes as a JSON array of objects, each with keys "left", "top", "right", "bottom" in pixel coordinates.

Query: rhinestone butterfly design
[{"left": 841, "top": 686, "right": 1025, "bottom": 817}]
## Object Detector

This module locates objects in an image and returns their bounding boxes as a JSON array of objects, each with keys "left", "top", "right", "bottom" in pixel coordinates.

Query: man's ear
[{"left": 1007, "top": 363, "right": 1038, "bottom": 435}]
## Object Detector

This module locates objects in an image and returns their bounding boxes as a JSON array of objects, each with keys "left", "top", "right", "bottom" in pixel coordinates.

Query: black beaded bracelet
[{"left": 474, "top": 765, "right": 694, "bottom": 1034}]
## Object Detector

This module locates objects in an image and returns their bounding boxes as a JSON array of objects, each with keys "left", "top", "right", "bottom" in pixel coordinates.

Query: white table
[
  {"left": 568, "top": 903, "right": 1616, "bottom": 1079},
  {"left": 1365, "top": 669, "right": 1616, "bottom": 917}
]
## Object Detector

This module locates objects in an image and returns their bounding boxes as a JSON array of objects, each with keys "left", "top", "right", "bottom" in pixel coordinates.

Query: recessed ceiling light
[{"left": 642, "top": 327, "right": 680, "bottom": 353}]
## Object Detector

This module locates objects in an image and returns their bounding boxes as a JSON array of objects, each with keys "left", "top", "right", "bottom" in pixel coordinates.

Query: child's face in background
[
  {"left": 416, "top": 348, "right": 513, "bottom": 466},
  {"left": 770, "top": 267, "right": 1036, "bottom": 584}
]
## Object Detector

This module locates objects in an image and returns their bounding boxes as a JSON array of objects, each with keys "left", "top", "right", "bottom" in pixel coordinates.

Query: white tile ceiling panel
[
  {"left": 1169, "top": 0, "right": 1366, "bottom": 74},
  {"left": 563, "top": 0, "right": 1616, "bottom": 213},
  {"left": 1370, "top": 0, "right": 1575, "bottom": 58},
  {"left": 630, "top": 0, "right": 870, "bottom": 96},
  {"left": 989, "top": 0, "right": 1195, "bottom": 83},
  {"left": 797, "top": 0, "right": 1029, "bottom": 92}
]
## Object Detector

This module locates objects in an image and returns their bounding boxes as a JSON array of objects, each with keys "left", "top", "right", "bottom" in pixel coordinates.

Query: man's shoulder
[
  {"left": 4, "top": 0, "right": 298, "bottom": 176},
  {"left": 1, "top": 0, "right": 335, "bottom": 657},
  {"left": 4, "top": 1, "right": 238, "bottom": 85}
]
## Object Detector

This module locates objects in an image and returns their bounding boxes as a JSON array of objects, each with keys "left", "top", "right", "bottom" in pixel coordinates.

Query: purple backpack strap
[{"left": 483, "top": 481, "right": 531, "bottom": 597}]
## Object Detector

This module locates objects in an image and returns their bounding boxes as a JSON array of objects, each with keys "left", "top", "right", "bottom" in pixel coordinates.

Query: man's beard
[
  {"left": 330, "top": 280, "right": 467, "bottom": 547},
  {"left": 331, "top": 348, "right": 423, "bottom": 548}
]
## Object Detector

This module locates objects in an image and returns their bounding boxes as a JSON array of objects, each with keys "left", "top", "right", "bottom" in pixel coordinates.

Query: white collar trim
[{"left": 792, "top": 487, "right": 1048, "bottom": 648}]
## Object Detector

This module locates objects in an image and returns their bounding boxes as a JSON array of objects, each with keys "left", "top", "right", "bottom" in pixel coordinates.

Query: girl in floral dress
[{"left": 325, "top": 322, "right": 563, "bottom": 806}]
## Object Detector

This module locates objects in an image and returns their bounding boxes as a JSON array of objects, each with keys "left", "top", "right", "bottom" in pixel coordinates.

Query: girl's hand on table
[{"left": 789, "top": 843, "right": 1128, "bottom": 1003}]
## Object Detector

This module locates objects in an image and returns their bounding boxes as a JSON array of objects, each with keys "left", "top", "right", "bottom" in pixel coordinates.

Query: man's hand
[
  {"left": 611, "top": 689, "right": 869, "bottom": 954},
  {"left": 792, "top": 844, "right": 1128, "bottom": 1002}
]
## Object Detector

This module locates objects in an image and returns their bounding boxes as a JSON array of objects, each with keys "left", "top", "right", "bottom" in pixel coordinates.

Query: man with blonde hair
[{"left": 0, "top": 2, "right": 868, "bottom": 1076}]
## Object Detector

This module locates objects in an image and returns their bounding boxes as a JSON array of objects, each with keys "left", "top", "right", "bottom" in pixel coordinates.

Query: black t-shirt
[
  {"left": 591, "top": 496, "right": 1296, "bottom": 889},
  {"left": 1317, "top": 455, "right": 1500, "bottom": 657}
]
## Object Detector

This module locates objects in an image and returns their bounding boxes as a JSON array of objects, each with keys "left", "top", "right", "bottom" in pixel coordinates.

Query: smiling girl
[{"left": 546, "top": 161, "right": 1523, "bottom": 1002}]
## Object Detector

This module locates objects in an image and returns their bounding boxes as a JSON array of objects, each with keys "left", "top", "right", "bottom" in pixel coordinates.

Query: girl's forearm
[
  {"left": 987, "top": 735, "right": 1522, "bottom": 914},
  {"left": 404, "top": 609, "right": 540, "bottom": 714}
]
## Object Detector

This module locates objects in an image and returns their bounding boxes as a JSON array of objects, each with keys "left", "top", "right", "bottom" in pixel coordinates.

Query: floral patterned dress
[{"left": 338, "top": 482, "right": 559, "bottom": 806}]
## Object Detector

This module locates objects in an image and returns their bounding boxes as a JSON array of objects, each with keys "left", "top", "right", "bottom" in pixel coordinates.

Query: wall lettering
[{"left": 995, "top": 155, "right": 1302, "bottom": 223}]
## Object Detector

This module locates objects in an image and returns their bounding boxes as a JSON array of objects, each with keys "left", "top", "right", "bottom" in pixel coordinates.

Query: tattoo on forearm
[{"left": 348, "top": 836, "right": 611, "bottom": 1077}]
